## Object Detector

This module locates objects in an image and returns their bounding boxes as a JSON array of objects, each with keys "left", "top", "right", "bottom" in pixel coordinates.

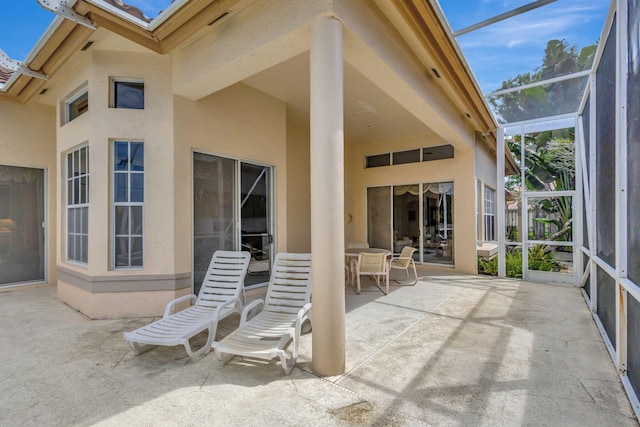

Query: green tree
[{"left": 490, "top": 39, "right": 597, "bottom": 123}]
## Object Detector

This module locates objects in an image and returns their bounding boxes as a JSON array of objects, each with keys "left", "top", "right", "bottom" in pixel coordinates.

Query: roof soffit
[
  {"left": 1, "top": 0, "right": 246, "bottom": 103},
  {"left": 385, "top": 0, "right": 497, "bottom": 135}
]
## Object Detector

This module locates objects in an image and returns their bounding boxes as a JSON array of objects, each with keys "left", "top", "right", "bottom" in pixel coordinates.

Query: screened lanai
[{"left": 437, "top": 0, "right": 639, "bottom": 418}]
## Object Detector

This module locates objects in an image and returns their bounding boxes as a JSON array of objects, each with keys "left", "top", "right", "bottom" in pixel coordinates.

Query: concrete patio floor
[{"left": 1, "top": 270, "right": 637, "bottom": 426}]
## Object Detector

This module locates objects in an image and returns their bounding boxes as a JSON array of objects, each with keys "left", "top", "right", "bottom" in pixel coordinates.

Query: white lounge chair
[
  {"left": 212, "top": 252, "right": 312, "bottom": 375},
  {"left": 123, "top": 250, "right": 251, "bottom": 361}
]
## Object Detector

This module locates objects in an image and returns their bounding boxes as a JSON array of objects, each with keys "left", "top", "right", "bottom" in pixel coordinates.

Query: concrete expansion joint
[{"left": 299, "top": 366, "right": 366, "bottom": 400}]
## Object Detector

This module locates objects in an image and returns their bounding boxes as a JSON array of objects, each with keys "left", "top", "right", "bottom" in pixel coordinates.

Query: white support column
[
  {"left": 310, "top": 15, "right": 346, "bottom": 376},
  {"left": 497, "top": 126, "right": 506, "bottom": 278}
]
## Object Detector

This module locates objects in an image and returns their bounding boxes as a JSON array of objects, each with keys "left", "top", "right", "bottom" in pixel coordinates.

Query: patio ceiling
[{"left": 243, "top": 51, "right": 439, "bottom": 145}]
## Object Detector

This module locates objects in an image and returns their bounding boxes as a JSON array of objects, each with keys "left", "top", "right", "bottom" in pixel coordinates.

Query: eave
[
  {"left": 390, "top": 0, "right": 497, "bottom": 135},
  {"left": 1, "top": 0, "right": 243, "bottom": 104}
]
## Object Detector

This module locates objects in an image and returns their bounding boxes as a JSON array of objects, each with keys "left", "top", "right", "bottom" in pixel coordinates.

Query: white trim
[
  {"left": 65, "top": 146, "right": 89, "bottom": 265},
  {"left": 111, "top": 140, "right": 145, "bottom": 270},
  {"left": 594, "top": 255, "right": 617, "bottom": 278},
  {"left": 526, "top": 240, "right": 574, "bottom": 247},
  {"left": 615, "top": 0, "right": 628, "bottom": 376},
  {"left": 454, "top": 0, "right": 557, "bottom": 37},
  {"left": 61, "top": 83, "right": 89, "bottom": 126},
  {"left": 621, "top": 278, "right": 640, "bottom": 303},
  {"left": 588, "top": 72, "right": 598, "bottom": 313},
  {"left": 503, "top": 113, "right": 577, "bottom": 132},
  {"left": 525, "top": 190, "right": 575, "bottom": 198},
  {"left": 621, "top": 376, "right": 640, "bottom": 419},
  {"left": 484, "top": 70, "right": 590, "bottom": 98},
  {"left": 574, "top": 114, "right": 584, "bottom": 287},
  {"left": 497, "top": 126, "right": 506, "bottom": 277}
]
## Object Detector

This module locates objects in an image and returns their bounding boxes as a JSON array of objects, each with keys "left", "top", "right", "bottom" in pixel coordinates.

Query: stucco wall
[
  {"left": 285, "top": 109, "right": 311, "bottom": 252},
  {"left": 475, "top": 141, "right": 498, "bottom": 190},
  {"left": 347, "top": 135, "right": 478, "bottom": 274},
  {"left": 55, "top": 50, "right": 176, "bottom": 277},
  {"left": 173, "top": 82, "right": 288, "bottom": 273},
  {"left": 0, "top": 101, "right": 57, "bottom": 285}
]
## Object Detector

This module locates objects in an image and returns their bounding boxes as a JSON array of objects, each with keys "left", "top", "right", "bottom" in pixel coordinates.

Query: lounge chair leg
[
  {"left": 215, "top": 350, "right": 234, "bottom": 364},
  {"left": 129, "top": 341, "right": 154, "bottom": 356},
  {"left": 280, "top": 354, "right": 296, "bottom": 375}
]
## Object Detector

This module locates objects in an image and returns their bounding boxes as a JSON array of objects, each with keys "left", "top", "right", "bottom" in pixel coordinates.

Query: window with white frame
[
  {"left": 67, "top": 146, "right": 89, "bottom": 264},
  {"left": 113, "top": 141, "right": 144, "bottom": 268},
  {"left": 484, "top": 187, "right": 496, "bottom": 241},
  {"left": 63, "top": 87, "right": 89, "bottom": 124}
]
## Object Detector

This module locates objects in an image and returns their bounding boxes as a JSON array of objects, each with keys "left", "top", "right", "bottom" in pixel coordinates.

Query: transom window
[
  {"left": 63, "top": 88, "right": 88, "bottom": 124},
  {"left": 111, "top": 78, "right": 144, "bottom": 109}
]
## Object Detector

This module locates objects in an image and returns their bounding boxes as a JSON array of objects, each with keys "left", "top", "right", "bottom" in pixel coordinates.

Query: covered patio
[{"left": 1, "top": 269, "right": 635, "bottom": 425}]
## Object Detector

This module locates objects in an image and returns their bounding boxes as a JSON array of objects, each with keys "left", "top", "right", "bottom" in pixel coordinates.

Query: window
[
  {"left": 484, "top": 187, "right": 496, "bottom": 241},
  {"left": 64, "top": 89, "right": 88, "bottom": 123},
  {"left": 365, "top": 153, "right": 391, "bottom": 168},
  {"left": 113, "top": 141, "right": 144, "bottom": 268},
  {"left": 111, "top": 79, "right": 144, "bottom": 109},
  {"left": 67, "top": 147, "right": 89, "bottom": 264},
  {"left": 366, "top": 145, "right": 455, "bottom": 169},
  {"left": 423, "top": 144, "right": 454, "bottom": 161},
  {"left": 393, "top": 149, "right": 421, "bottom": 165}
]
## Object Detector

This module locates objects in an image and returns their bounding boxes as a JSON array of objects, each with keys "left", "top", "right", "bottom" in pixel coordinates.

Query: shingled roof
[
  {"left": 0, "top": 67, "right": 12, "bottom": 85},
  {"left": 104, "top": 0, "right": 151, "bottom": 23}
]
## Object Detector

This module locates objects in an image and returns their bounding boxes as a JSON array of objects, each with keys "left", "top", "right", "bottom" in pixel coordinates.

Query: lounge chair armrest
[
  {"left": 240, "top": 299, "right": 264, "bottom": 325},
  {"left": 163, "top": 294, "right": 196, "bottom": 318},
  {"left": 213, "top": 297, "right": 242, "bottom": 319},
  {"left": 291, "top": 303, "right": 312, "bottom": 360},
  {"left": 294, "top": 303, "right": 312, "bottom": 333}
]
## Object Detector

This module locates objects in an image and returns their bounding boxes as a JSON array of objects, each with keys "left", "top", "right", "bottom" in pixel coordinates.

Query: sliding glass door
[
  {"left": 0, "top": 165, "right": 45, "bottom": 286},
  {"left": 240, "top": 163, "right": 272, "bottom": 286},
  {"left": 367, "top": 182, "right": 454, "bottom": 265},
  {"left": 193, "top": 153, "right": 273, "bottom": 294}
]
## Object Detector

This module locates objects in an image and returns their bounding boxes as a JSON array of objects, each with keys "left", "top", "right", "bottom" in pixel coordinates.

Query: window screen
[
  {"left": 628, "top": 294, "right": 640, "bottom": 398},
  {"left": 582, "top": 254, "right": 590, "bottom": 299},
  {"left": 628, "top": 1, "right": 640, "bottom": 285},
  {"left": 596, "top": 266, "right": 616, "bottom": 350},
  {"left": 595, "top": 18, "right": 617, "bottom": 268},
  {"left": 582, "top": 95, "right": 591, "bottom": 180}
]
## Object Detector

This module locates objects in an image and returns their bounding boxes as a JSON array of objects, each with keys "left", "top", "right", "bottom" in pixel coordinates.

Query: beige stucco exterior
[
  {"left": 0, "top": 101, "right": 57, "bottom": 287},
  {"left": 0, "top": 0, "right": 499, "bottom": 319}
]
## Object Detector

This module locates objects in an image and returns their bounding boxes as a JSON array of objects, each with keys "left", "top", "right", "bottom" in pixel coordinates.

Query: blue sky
[
  {"left": 1, "top": 1, "right": 171, "bottom": 60},
  {"left": 439, "top": 0, "right": 610, "bottom": 92},
  {"left": 2, "top": 0, "right": 610, "bottom": 94}
]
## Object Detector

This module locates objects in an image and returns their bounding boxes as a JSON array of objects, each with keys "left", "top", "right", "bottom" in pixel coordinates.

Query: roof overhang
[{"left": 0, "top": 0, "right": 245, "bottom": 103}]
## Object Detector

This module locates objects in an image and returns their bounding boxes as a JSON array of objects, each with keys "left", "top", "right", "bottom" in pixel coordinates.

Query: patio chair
[
  {"left": 352, "top": 252, "right": 390, "bottom": 295},
  {"left": 123, "top": 250, "right": 251, "bottom": 361},
  {"left": 212, "top": 252, "right": 312, "bottom": 375},
  {"left": 390, "top": 246, "right": 418, "bottom": 285}
]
